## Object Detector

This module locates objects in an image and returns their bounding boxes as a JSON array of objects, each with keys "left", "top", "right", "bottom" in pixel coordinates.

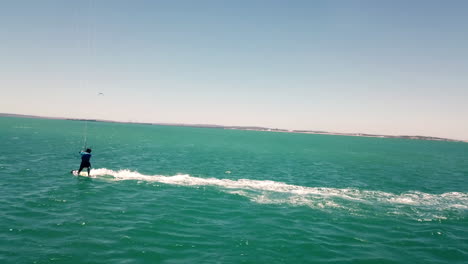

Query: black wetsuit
[{"left": 79, "top": 151, "right": 92, "bottom": 171}]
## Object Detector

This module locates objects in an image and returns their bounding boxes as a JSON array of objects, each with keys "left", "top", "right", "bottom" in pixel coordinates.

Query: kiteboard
[{"left": 71, "top": 170, "right": 92, "bottom": 177}]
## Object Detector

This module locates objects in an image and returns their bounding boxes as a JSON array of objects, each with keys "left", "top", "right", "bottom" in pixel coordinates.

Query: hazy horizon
[
  {"left": 2, "top": 112, "right": 466, "bottom": 142},
  {"left": 2, "top": 1, "right": 468, "bottom": 140}
]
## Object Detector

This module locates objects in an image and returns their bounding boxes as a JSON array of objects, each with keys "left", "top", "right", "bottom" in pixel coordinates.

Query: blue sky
[{"left": 1, "top": 0, "right": 468, "bottom": 140}]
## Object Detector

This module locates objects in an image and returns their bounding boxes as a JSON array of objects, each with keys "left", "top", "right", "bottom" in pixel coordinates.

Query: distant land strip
[{"left": 1, "top": 113, "right": 465, "bottom": 143}]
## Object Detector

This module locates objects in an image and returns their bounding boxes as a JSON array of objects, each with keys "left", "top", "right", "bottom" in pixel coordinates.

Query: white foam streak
[
  {"left": 89, "top": 168, "right": 468, "bottom": 211},
  {"left": 93, "top": 169, "right": 367, "bottom": 199}
]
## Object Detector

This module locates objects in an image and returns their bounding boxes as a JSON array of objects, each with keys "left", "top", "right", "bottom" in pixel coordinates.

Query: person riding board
[{"left": 78, "top": 148, "right": 92, "bottom": 176}]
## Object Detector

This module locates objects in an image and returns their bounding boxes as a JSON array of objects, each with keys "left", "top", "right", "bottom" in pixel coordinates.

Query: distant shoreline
[{"left": 1, "top": 112, "right": 465, "bottom": 143}]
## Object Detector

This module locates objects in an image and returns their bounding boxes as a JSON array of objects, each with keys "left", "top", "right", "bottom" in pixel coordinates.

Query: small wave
[{"left": 88, "top": 168, "right": 468, "bottom": 218}]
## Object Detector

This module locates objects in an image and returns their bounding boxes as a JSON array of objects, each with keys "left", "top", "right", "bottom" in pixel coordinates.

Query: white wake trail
[{"left": 88, "top": 168, "right": 468, "bottom": 213}]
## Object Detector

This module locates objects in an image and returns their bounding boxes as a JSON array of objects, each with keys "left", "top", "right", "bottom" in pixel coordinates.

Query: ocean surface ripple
[{"left": 1, "top": 117, "right": 467, "bottom": 263}]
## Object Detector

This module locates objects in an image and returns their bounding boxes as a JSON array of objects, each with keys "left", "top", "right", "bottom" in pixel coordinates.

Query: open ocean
[{"left": 0, "top": 116, "right": 467, "bottom": 263}]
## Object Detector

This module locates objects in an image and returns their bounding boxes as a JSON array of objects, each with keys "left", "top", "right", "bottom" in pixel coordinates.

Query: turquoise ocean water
[{"left": 0, "top": 116, "right": 467, "bottom": 263}]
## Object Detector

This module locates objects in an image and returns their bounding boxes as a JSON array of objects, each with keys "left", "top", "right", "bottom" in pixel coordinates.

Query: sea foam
[{"left": 88, "top": 168, "right": 468, "bottom": 217}]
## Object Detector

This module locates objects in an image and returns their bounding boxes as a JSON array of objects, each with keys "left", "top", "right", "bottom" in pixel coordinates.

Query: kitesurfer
[{"left": 78, "top": 148, "right": 92, "bottom": 176}]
